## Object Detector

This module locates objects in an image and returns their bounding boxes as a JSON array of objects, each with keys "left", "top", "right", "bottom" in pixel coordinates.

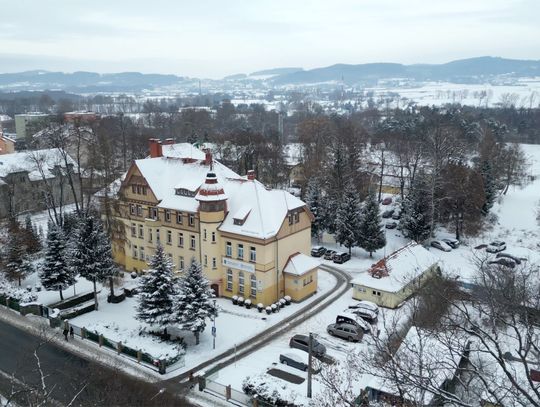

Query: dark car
[
  {"left": 324, "top": 249, "right": 337, "bottom": 260},
  {"left": 382, "top": 209, "right": 394, "bottom": 219},
  {"left": 327, "top": 323, "right": 363, "bottom": 342},
  {"left": 333, "top": 252, "right": 351, "bottom": 264},
  {"left": 311, "top": 246, "right": 327, "bottom": 257},
  {"left": 496, "top": 252, "right": 523, "bottom": 265},
  {"left": 289, "top": 334, "right": 326, "bottom": 357},
  {"left": 431, "top": 240, "right": 451, "bottom": 252},
  {"left": 385, "top": 221, "right": 398, "bottom": 229},
  {"left": 489, "top": 258, "right": 516, "bottom": 268},
  {"left": 336, "top": 313, "right": 370, "bottom": 332},
  {"left": 381, "top": 197, "right": 392, "bottom": 205},
  {"left": 442, "top": 238, "right": 460, "bottom": 249},
  {"left": 391, "top": 211, "right": 401, "bottom": 220}
]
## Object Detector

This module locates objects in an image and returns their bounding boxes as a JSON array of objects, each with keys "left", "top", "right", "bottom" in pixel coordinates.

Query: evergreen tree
[
  {"left": 335, "top": 181, "right": 362, "bottom": 254},
  {"left": 480, "top": 160, "right": 497, "bottom": 215},
  {"left": 136, "top": 245, "right": 177, "bottom": 329},
  {"left": 72, "top": 215, "right": 116, "bottom": 310},
  {"left": 400, "top": 174, "right": 433, "bottom": 243},
  {"left": 40, "top": 223, "right": 74, "bottom": 300},
  {"left": 304, "top": 178, "right": 326, "bottom": 241},
  {"left": 177, "top": 258, "right": 218, "bottom": 345},
  {"left": 357, "top": 192, "right": 386, "bottom": 257},
  {"left": 4, "top": 219, "right": 33, "bottom": 286},
  {"left": 22, "top": 215, "right": 42, "bottom": 254}
]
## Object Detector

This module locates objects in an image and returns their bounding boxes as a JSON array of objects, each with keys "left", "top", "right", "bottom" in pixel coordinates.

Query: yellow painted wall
[{"left": 284, "top": 268, "right": 318, "bottom": 302}]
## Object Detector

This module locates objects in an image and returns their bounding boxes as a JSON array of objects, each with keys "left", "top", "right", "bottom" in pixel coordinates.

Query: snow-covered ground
[{"left": 70, "top": 269, "right": 336, "bottom": 375}]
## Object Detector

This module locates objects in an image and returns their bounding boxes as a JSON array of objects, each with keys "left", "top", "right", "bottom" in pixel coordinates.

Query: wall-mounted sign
[{"left": 222, "top": 257, "right": 255, "bottom": 273}]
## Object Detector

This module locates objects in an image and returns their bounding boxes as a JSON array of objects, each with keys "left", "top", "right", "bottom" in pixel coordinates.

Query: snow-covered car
[
  {"left": 289, "top": 334, "right": 326, "bottom": 357},
  {"left": 327, "top": 322, "right": 363, "bottom": 342},
  {"left": 486, "top": 241, "right": 506, "bottom": 253},
  {"left": 348, "top": 300, "right": 380, "bottom": 315},
  {"left": 382, "top": 209, "right": 394, "bottom": 218},
  {"left": 310, "top": 246, "right": 327, "bottom": 257},
  {"left": 279, "top": 350, "right": 310, "bottom": 371},
  {"left": 350, "top": 307, "right": 378, "bottom": 323},
  {"left": 489, "top": 258, "right": 516, "bottom": 269},
  {"left": 495, "top": 252, "right": 523, "bottom": 265},
  {"left": 391, "top": 211, "right": 401, "bottom": 220},
  {"left": 381, "top": 197, "right": 393, "bottom": 205},
  {"left": 385, "top": 221, "right": 398, "bottom": 229},
  {"left": 336, "top": 313, "right": 370, "bottom": 333},
  {"left": 442, "top": 238, "right": 460, "bottom": 249},
  {"left": 431, "top": 240, "right": 451, "bottom": 252},
  {"left": 323, "top": 249, "right": 337, "bottom": 260},
  {"left": 333, "top": 252, "right": 351, "bottom": 264}
]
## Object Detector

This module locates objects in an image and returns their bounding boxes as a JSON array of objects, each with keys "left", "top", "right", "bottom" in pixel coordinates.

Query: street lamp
[{"left": 212, "top": 299, "right": 217, "bottom": 350}]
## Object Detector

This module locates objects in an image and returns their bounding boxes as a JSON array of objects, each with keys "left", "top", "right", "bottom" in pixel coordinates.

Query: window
[
  {"left": 131, "top": 223, "right": 136, "bottom": 237},
  {"left": 165, "top": 210, "right": 171, "bottom": 222},
  {"left": 203, "top": 229, "right": 207, "bottom": 241},
  {"left": 148, "top": 228, "right": 153, "bottom": 242},
  {"left": 131, "top": 185, "right": 136, "bottom": 194},
  {"left": 156, "top": 229, "right": 161, "bottom": 243},
  {"left": 178, "top": 256, "right": 184, "bottom": 270},
  {"left": 175, "top": 188, "right": 195, "bottom": 197},
  {"left": 190, "top": 235, "right": 196, "bottom": 250},
  {"left": 204, "top": 255, "right": 208, "bottom": 267},
  {"left": 132, "top": 245, "right": 138, "bottom": 259},
  {"left": 293, "top": 211, "right": 299, "bottom": 223},
  {"left": 212, "top": 257, "right": 217, "bottom": 269},
  {"left": 142, "top": 186, "right": 147, "bottom": 195},
  {"left": 211, "top": 231, "right": 216, "bottom": 243},
  {"left": 166, "top": 230, "right": 172, "bottom": 245},
  {"left": 250, "top": 246, "right": 256, "bottom": 262},
  {"left": 226, "top": 242, "right": 232, "bottom": 257},
  {"left": 139, "top": 246, "right": 145, "bottom": 260},
  {"left": 250, "top": 274, "right": 257, "bottom": 297},
  {"left": 129, "top": 204, "right": 135, "bottom": 215},
  {"left": 176, "top": 212, "right": 183, "bottom": 224},
  {"left": 189, "top": 214, "right": 195, "bottom": 226},
  {"left": 136, "top": 205, "right": 142, "bottom": 217},
  {"left": 288, "top": 213, "right": 294, "bottom": 225},
  {"left": 136, "top": 185, "right": 142, "bottom": 194},
  {"left": 226, "top": 269, "right": 233, "bottom": 291},
  {"left": 238, "top": 244, "right": 244, "bottom": 259},
  {"left": 149, "top": 207, "right": 158, "bottom": 220},
  {"left": 178, "top": 232, "right": 184, "bottom": 247},
  {"left": 372, "top": 290, "right": 381, "bottom": 296},
  {"left": 138, "top": 224, "right": 144, "bottom": 239},
  {"left": 239, "top": 271, "right": 244, "bottom": 293},
  {"left": 303, "top": 274, "right": 314, "bottom": 286}
]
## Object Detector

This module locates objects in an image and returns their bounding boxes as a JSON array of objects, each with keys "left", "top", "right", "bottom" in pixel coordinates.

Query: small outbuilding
[
  {"left": 283, "top": 252, "right": 319, "bottom": 302},
  {"left": 351, "top": 242, "right": 439, "bottom": 309}
]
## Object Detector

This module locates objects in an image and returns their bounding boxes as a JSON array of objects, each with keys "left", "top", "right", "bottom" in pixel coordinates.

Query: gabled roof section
[
  {"left": 161, "top": 142, "right": 206, "bottom": 160},
  {"left": 284, "top": 252, "right": 320, "bottom": 276},
  {"left": 0, "top": 148, "right": 77, "bottom": 181}
]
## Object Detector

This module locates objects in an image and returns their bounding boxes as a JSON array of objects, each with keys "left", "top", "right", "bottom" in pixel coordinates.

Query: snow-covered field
[{"left": 70, "top": 269, "right": 336, "bottom": 375}]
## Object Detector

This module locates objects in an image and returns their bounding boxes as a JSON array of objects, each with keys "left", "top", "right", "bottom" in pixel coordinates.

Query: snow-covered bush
[
  {"left": 244, "top": 299, "right": 252, "bottom": 309},
  {"left": 237, "top": 296, "right": 244, "bottom": 306},
  {"left": 284, "top": 295, "right": 291, "bottom": 305},
  {"left": 232, "top": 295, "right": 238, "bottom": 305},
  {"left": 0, "top": 275, "right": 38, "bottom": 303},
  {"left": 265, "top": 306, "right": 272, "bottom": 315},
  {"left": 257, "top": 303, "right": 264, "bottom": 313},
  {"left": 271, "top": 303, "right": 277, "bottom": 313},
  {"left": 242, "top": 375, "right": 301, "bottom": 407}
]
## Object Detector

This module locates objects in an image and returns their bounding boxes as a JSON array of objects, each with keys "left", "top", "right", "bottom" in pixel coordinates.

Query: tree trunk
[
  {"left": 60, "top": 289, "right": 64, "bottom": 301},
  {"left": 195, "top": 332, "right": 200, "bottom": 345},
  {"left": 369, "top": 251, "right": 373, "bottom": 258},
  {"left": 109, "top": 276, "right": 115, "bottom": 298},
  {"left": 93, "top": 278, "right": 98, "bottom": 311}
]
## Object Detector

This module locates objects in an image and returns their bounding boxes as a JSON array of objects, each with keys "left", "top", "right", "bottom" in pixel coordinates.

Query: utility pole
[
  {"left": 307, "top": 333, "right": 313, "bottom": 398},
  {"left": 212, "top": 299, "right": 217, "bottom": 350}
]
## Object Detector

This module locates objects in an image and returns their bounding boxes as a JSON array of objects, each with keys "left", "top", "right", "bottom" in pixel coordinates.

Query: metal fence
[{"left": 204, "top": 378, "right": 252, "bottom": 406}]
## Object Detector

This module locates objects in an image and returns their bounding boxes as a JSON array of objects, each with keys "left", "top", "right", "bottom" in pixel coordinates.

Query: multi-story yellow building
[{"left": 108, "top": 139, "right": 318, "bottom": 306}]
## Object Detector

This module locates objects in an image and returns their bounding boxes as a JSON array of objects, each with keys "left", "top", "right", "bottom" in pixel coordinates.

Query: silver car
[{"left": 327, "top": 323, "right": 363, "bottom": 342}]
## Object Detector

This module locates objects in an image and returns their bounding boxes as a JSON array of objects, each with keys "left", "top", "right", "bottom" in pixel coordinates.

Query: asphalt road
[{"left": 0, "top": 319, "right": 193, "bottom": 406}]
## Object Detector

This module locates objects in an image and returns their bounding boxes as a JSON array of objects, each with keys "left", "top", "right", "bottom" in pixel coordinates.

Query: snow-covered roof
[
  {"left": 283, "top": 143, "right": 304, "bottom": 167},
  {"left": 130, "top": 146, "right": 306, "bottom": 239},
  {"left": 0, "top": 148, "right": 77, "bottom": 181},
  {"left": 351, "top": 242, "right": 439, "bottom": 293},
  {"left": 161, "top": 142, "right": 206, "bottom": 160},
  {"left": 283, "top": 252, "right": 320, "bottom": 276}
]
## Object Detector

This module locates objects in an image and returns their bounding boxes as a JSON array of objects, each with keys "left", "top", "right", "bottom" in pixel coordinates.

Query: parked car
[
  {"left": 382, "top": 209, "right": 395, "bottom": 218},
  {"left": 496, "top": 252, "right": 523, "bottom": 265},
  {"left": 489, "top": 258, "right": 517, "bottom": 268},
  {"left": 279, "top": 349, "right": 313, "bottom": 372},
  {"left": 336, "top": 313, "right": 370, "bottom": 333},
  {"left": 385, "top": 221, "right": 398, "bottom": 229},
  {"left": 350, "top": 307, "right": 378, "bottom": 323},
  {"left": 381, "top": 197, "right": 393, "bottom": 205},
  {"left": 348, "top": 300, "right": 379, "bottom": 315},
  {"left": 289, "top": 334, "right": 327, "bottom": 357},
  {"left": 431, "top": 240, "right": 451, "bottom": 252},
  {"left": 441, "top": 238, "right": 460, "bottom": 249},
  {"left": 311, "top": 246, "right": 327, "bottom": 257},
  {"left": 333, "top": 252, "right": 351, "bottom": 264},
  {"left": 391, "top": 211, "right": 401, "bottom": 220},
  {"left": 324, "top": 249, "right": 337, "bottom": 260},
  {"left": 486, "top": 241, "right": 506, "bottom": 253},
  {"left": 327, "top": 323, "right": 363, "bottom": 342}
]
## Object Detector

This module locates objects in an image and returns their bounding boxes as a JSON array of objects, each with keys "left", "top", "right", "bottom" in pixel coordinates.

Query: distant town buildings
[{"left": 14, "top": 112, "right": 50, "bottom": 140}]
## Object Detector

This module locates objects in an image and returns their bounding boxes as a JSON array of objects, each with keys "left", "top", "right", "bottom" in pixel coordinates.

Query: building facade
[
  {"left": 14, "top": 112, "right": 50, "bottom": 141},
  {"left": 107, "top": 140, "right": 317, "bottom": 306}
]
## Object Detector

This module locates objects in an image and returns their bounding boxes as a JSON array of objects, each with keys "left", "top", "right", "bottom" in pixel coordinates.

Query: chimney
[
  {"left": 204, "top": 149, "right": 212, "bottom": 166},
  {"left": 163, "top": 138, "right": 175, "bottom": 145},
  {"left": 148, "top": 138, "right": 163, "bottom": 158},
  {"left": 247, "top": 170, "right": 255, "bottom": 180}
]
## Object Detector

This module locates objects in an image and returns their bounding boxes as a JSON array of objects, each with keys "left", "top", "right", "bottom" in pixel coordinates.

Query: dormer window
[
  {"left": 232, "top": 205, "right": 251, "bottom": 226},
  {"left": 175, "top": 188, "right": 195, "bottom": 197}
]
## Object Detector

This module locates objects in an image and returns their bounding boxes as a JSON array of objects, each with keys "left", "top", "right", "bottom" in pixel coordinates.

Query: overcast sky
[{"left": 1, "top": 0, "right": 539, "bottom": 78}]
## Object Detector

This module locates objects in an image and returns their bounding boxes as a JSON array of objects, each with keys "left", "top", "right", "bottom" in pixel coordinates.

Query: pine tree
[
  {"left": 335, "top": 182, "right": 362, "bottom": 254},
  {"left": 4, "top": 219, "right": 33, "bottom": 286},
  {"left": 136, "top": 245, "right": 177, "bottom": 329},
  {"left": 304, "top": 178, "right": 326, "bottom": 241},
  {"left": 480, "top": 160, "right": 497, "bottom": 215},
  {"left": 400, "top": 174, "right": 433, "bottom": 243},
  {"left": 357, "top": 192, "right": 386, "bottom": 257},
  {"left": 40, "top": 223, "right": 74, "bottom": 300},
  {"left": 72, "top": 215, "right": 116, "bottom": 310},
  {"left": 177, "top": 258, "right": 218, "bottom": 345},
  {"left": 22, "top": 215, "right": 41, "bottom": 254}
]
